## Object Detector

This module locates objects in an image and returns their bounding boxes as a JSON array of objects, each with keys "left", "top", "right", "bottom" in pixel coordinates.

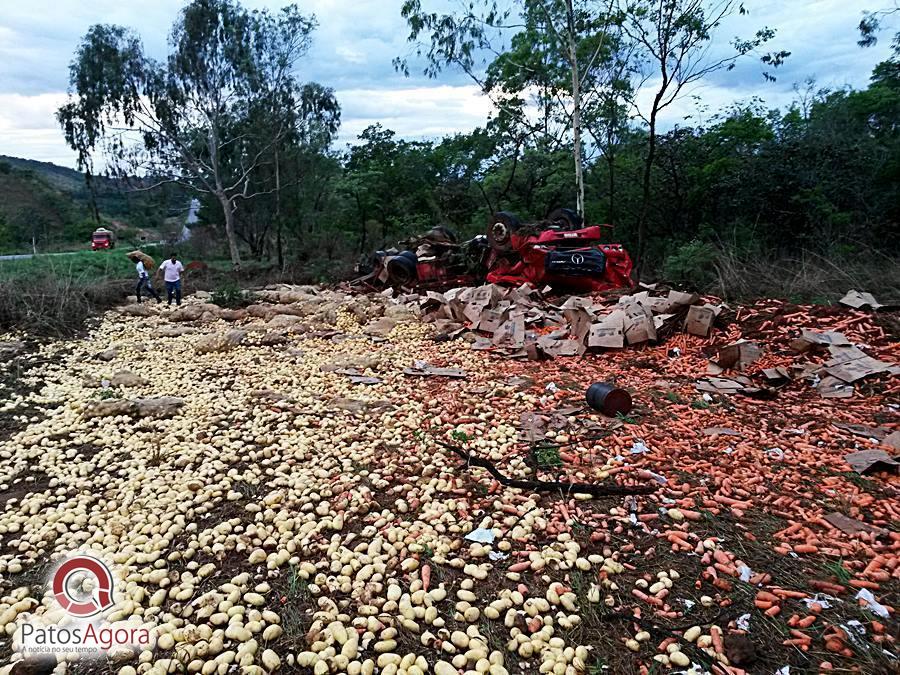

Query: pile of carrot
[{"left": 456, "top": 297, "right": 900, "bottom": 670}]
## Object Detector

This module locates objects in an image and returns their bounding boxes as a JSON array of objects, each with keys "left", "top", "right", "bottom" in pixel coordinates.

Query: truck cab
[{"left": 91, "top": 228, "right": 115, "bottom": 250}]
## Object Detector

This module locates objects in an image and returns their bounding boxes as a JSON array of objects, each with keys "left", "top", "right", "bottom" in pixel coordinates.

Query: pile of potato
[{"left": 0, "top": 295, "right": 629, "bottom": 674}]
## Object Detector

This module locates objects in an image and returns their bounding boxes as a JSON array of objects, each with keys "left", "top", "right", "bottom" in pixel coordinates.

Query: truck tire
[
  {"left": 387, "top": 251, "right": 418, "bottom": 286},
  {"left": 428, "top": 226, "right": 457, "bottom": 244},
  {"left": 488, "top": 211, "right": 521, "bottom": 251},
  {"left": 547, "top": 207, "right": 583, "bottom": 230}
]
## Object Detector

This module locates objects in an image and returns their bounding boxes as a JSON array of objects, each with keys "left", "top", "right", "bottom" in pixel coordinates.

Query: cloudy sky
[{"left": 0, "top": 0, "right": 894, "bottom": 168}]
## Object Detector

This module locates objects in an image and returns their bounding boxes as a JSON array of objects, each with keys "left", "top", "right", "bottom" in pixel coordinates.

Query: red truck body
[
  {"left": 486, "top": 225, "right": 634, "bottom": 293},
  {"left": 91, "top": 229, "right": 115, "bottom": 250},
  {"left": 355, "top": 210, "right": 635, "bottom": 294}
]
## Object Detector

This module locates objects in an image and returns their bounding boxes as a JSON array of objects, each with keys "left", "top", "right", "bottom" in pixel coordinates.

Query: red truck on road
[{"left": 91, "top": 228, "right": 116, "bottom": 250}]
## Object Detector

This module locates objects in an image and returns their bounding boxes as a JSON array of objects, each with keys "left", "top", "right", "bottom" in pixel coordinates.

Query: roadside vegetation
[
  {"left": 0, "top": 251, "right": 136, "bottom": 283},
  {"left": 2, "top": 0, "right": 898, "bottom": 335},
  {"left": 0, "top": 244, "right": 340, "bottom": 336}
]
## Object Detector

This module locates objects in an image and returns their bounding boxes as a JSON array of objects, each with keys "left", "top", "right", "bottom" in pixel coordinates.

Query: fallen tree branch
[{"left": 435, "top": 440, "right": 658, "bottom": 497}]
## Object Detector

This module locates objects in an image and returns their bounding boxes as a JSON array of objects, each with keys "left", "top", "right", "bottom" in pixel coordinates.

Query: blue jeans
[
  {"left": 136, "top": 276, "right": 160, "bottom": 302},
  {"left": 165, "top": 279, "right": 182, "bottom": 305}
]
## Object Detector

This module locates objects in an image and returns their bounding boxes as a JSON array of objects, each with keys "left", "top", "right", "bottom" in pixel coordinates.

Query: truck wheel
[
  {"left": 429, "top": 226, "right": 457, "bottom": 244},
  {"left": 387, "top": 251, "right": 418, "bottom": 286},
  {"left": 488, "top": 211, "right": 521, "bottom": 251},
  {"left": 547, "top": 208, "right": 583, "bottom": 230}
]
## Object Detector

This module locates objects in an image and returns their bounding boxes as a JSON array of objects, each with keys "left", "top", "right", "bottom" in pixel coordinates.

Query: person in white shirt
[
  {"left": 156, "top": 253, "right": 186, "bottom": 306},
  {"left": 131, "top": 255, "right": 161, "bottom": 303}
]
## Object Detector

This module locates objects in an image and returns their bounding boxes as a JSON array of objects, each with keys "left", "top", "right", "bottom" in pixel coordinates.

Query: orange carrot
[{"left": 793, "top": 544, "right": 818, "bottom": 554}]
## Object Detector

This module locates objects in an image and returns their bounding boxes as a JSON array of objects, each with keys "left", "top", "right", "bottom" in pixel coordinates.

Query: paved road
[{"left": 0, "top": 251, "right": 89, "bottom": 261}]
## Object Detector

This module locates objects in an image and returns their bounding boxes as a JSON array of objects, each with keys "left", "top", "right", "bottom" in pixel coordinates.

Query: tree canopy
[
  {"left": 38, "top": 0, "right": 899, "bottom": 297},
  {"left": 58, "top": 0, "right": 338, "bottom": 268}
]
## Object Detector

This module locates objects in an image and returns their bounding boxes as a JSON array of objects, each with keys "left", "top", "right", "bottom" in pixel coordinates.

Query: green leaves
[{"left": 57, "top": 0, "right": 335, "bottom": 269}]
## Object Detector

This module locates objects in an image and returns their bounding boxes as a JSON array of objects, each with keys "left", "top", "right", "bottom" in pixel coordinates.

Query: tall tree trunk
[
  {"left": 219, "top": 194, "right": 242, "bottom": 270},
  {"left": 85, "top": 171, "right": 101, "bottom": 224},
  {"left": 275, "top": 147, "right": 284, "bottom": 273},
  {"left": 607, "top": 153, "right": 616, "bottom": 226},
  {"left": 565, "top": 0, "right": 585, "bottom": 217},
  {"left": 636, "top": 102, "right": 661, "bottom": 279},
  {"left": 607, "top": 104, "right": 618, "bottom": 226}
]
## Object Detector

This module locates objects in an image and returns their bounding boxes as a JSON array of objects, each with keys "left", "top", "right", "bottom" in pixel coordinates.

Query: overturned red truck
[{"left": 355, "top": 209, "right": 634, "bottom": 293}]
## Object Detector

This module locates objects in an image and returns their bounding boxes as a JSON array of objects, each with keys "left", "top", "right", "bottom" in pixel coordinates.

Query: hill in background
[{"left": 0, "top": 156, "right": 187, "bottom": 253}]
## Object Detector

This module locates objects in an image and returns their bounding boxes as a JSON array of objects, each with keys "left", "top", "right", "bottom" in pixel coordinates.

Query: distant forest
[{"left": 8, "top": 0, "right": 899, "bottom": 295}]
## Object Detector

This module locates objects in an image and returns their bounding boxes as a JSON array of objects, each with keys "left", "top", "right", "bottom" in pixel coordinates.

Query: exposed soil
[{"left": 0, "top": 293, "right": 897, "bottom": 674}]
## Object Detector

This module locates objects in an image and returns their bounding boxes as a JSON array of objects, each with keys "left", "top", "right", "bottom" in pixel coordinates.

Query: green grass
[
  {"left": 287, "top": 566, "right": 310, "bottom": 601},
  {"left": 532, "top": 444, "right": 563, "bottom": 469},
  {"left": 823, "top": 559, "right": 852, "bottom": 584},
  {"left": 0, "top": 249, "right": 157, "bottom": 282},
  {"left": 615, "top": 411, "right": 640, "bottom": 424},
  {"left": 211, "top": 282, "right": 253, "bottom": 308}
]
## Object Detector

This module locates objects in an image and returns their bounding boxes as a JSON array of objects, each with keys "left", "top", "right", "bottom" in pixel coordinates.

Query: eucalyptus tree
[
  {"left": 858, "top": 2, "right": 900, "bottom": 49},
  {"left": 58, "top": 0, "right": 323, "bottom": 269},
  {"left": 397, "top": 0, "right": 631, "bottom": 218},
  {"left": 616, "top": 0, "right": 789, "bottom": 271}
]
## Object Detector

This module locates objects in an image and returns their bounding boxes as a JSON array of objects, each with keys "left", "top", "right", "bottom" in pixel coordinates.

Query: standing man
[
  {"left": 157, "top": 252, "right": 186, "bottom": 306},
  {"left": 131, "top": 254, "right": 161, "bottom": 303}
]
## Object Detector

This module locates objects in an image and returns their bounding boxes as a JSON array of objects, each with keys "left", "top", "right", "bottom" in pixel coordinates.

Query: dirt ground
[{"left": 0, "top": 290, "right": 897, "bottom": 675}]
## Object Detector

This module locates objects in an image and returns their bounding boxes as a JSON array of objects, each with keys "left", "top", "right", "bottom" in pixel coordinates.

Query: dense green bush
[
  {"left": 662, "top": 240, "right": 719, "bottom": 289},
  {"left": 210, "top": 283, "right": 253, "bottom": 309}
]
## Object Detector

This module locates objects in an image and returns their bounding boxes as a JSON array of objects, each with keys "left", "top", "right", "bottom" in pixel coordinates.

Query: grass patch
[
  {"left": 822, "top": 559, "right": 852, "bottom": 584},
  {"left": 450, "top": 429, "right": 470, "bottom": 443},
  {"left": 713, "top": 246, "right": 900, "bottom": 303},
  {"left": 0, "top": 275, "right": 130, "bottom": 336},
  {"left": 287, "top": 566, "right": 311, "bottom": 601},
  {"left": 0, "top": 246, "right": 247, "bottom": 336},
  {"left": 147, "top": 447, "right": 167, "bottom": 467},
  {"left": 532, "top": 443, "right": 563, "bottom": 469},
  {"left": 0, "top": 249, "right": 159, "bottom": 283},
  {"left": 211, "top": 282, "right": 255, "bottom": 309},
  {"left": 615, "top": 411, "right": 640, "bottom": 424},
  {"left": 0, "top": 249, "right": 154, "bottom": 335}
]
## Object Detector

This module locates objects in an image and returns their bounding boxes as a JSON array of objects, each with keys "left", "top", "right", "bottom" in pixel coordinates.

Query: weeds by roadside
[
  {"left": 712, "top": 246, "right": 900, "bottom": 303},
  {"left": 211, "top": 282, "right": 255, "bottom": 309},
  {"left": 0, "top": 275, "right": 129, "bottom": 336}
]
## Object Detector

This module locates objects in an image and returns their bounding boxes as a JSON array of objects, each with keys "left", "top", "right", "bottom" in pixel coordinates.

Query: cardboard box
[{"left": 685, "top": 305, "right": 716, "bottom": 337}]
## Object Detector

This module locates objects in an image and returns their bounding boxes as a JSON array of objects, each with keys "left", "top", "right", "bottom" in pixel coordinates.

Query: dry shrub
[
  {"left": 712, "top": 247, "right": 900, "bottom": 304},
  {"left": 0, "top": 277, "right": 129, "bottom": 337}
]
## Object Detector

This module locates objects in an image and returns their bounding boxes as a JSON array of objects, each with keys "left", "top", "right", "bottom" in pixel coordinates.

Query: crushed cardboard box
[
  {"left": 401, "top": 282, "right": 719, "bottom": 359},
  {"left": 714, "top": 340, "right": 762, "bottom": 371},
  {"left": 839, "top": 289, "right": 883, "bottom": 310},
  {"left": 402, "top": 360, "right": 468, "bottom": 379},
  {"left": 844, "top": 449, "right": 900, "bottom": 475}
]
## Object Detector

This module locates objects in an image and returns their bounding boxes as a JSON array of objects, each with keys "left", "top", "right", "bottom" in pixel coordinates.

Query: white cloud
[
  {"left": 0, "top": 93, "right": 67, "bottom": 131},
  {"left": 0, "top": 86, "right": 495, "bottom": 167},
  {"left": 0, "top": 0, "right": 896, "bottom": 167},
  {"left": 0, "top": 93, "right": 72, "bottom": 165},
  {"left": 336, "top": 85, "right": 495, "bottom": 144}
]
